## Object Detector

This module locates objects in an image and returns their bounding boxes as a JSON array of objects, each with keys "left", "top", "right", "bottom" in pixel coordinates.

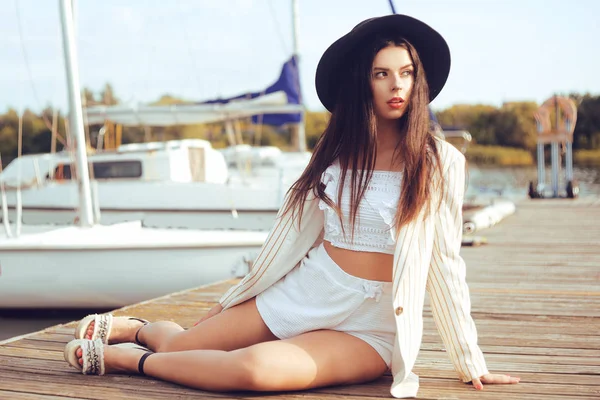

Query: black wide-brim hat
[{"left": 315, "top": 14, "right": 451, "bottom": 112}]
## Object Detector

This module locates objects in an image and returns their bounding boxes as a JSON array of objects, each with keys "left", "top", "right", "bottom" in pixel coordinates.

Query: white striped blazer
[{"left": 219, "top": 139, "right": 489, "bottom": 398}]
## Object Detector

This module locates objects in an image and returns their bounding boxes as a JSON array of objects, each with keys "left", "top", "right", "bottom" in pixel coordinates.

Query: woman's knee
[
  {"left": 227, "top": 348, "right": 282, "bottom": 391},
  {"left": 147, "top": 322, "right": 187, "bottom": 353},
  {"left": 229, "top": 346, "right": 319, "bottom": 391}
]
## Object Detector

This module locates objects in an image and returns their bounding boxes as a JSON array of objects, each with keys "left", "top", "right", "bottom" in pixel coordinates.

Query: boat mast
[
  {"left": 387, "top": 0, "right": 397, "bottom": 14},
  {"left": 291, "top": 0, "right": 306, "bottom": 152},
  {"left": 58, "top": 0, "right": 94, "bottom": 227}
]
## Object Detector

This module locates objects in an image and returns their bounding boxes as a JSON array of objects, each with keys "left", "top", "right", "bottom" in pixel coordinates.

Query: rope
[
  {"left": 14, "top": 0, "right": 43, "bottom": 114},
  {"left": 140, "top": 0, "right": 160, "bottom": 102},
  {"left": 267, "top": 0, "right": 290, "bottom": 55},
  {"left": 177, "top": 0, "right": 203, "bottom": 99},
  {"left": 13, "top": 0, "right": 67, "bottom": 148}
]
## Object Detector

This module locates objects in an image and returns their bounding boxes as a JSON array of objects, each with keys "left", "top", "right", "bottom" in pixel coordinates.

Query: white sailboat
[
  {"left": 0, "top": 0, "right": 269, "bottom": 309},
  {"left": 0, "top": 5, "right": 310, "bottom": 230},
  {"left": 0, "top": 121, "right": 308, "bottom": 231}
]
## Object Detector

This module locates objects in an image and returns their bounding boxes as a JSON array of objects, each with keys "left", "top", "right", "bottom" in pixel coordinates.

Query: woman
[{"left": 64, "top": 14, "right": 519, "bottom": 398}]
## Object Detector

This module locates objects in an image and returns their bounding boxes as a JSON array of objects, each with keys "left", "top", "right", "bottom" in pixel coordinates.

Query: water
[
  {"left": 1, "top": 165, "right": 599, "bottom": 342},
  {"left": 466, "top": 165, "right": 600, "bottom": 199},
  {"left": 0, "top": 309, "right": 109, "bottom": 342}
]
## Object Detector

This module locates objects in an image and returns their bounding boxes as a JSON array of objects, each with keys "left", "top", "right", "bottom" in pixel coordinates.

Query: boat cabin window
[{"left": 53, "top": 160, "right": 143, "bottom": 180}]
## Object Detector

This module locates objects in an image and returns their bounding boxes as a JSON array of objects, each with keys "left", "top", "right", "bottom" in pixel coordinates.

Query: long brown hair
[{"left": 284, "top": 34, "right": 444, "bottom": 236}]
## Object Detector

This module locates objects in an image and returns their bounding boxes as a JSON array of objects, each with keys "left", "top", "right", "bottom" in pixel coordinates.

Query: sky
[{"left": 1, "top": 0, "right": 599, "bottom": 114}]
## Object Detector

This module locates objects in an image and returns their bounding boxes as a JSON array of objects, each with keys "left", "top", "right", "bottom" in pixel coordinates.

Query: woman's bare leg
[
  {"left": 142, "top": 298, "right": 278, "bottom": 352},
  {"left": 81, "top": 298, "right": 277, "bottom": 353},
  {"left": 78, "top": 329, "right": 388, "bottom": 392}
]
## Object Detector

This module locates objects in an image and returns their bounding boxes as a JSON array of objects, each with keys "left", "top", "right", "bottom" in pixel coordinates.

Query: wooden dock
[{"left": 1, "top": 198, "right": 599, "bottom": 399}]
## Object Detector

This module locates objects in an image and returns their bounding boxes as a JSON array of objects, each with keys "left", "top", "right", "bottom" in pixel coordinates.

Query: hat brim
[{"left": 315, "top": 14, "right": 451, "bottom": 112}]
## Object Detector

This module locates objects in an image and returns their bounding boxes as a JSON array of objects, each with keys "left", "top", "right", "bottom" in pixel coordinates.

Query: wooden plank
[
  {"left": 23, "top": 332, "right": 74, "bottom": 342},
  {"left": 0, "top": 346, "right": 64, "bottom": 361},
  {"left": 0, "top": 369, "right": 235, "bottom": 399},
  {"left": 420, "top": 332, "right": 600, "bottom": 349},
  {"left": 0, "top": 391, "right": 75, "bottom": 400},
  {"left": 422, "top": 319, "right": 600, "bottom": 337},
  {"left": 417, "top": 350, "right": 600, "bottom": 367},
  {"left": 413, "top": 366, "right": 600, "bottom": 386},
  {"left": 6, "top": 339, "right": 68, "bottom": 352},
  {"left": 314, "top": 379, "right": 600, "bottom": 400},
  {"left": 420, "top": 343, "right": 600, "bottom": 358},
  {"left": 0, "top": 355, "right": 73, "bottom": 373}
]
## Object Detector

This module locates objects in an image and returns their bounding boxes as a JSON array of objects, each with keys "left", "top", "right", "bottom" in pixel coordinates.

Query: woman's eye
[
  {"left": 374, "top": 71, "right": 386, "bottom": 78},
  {"left": 402, "top": 70, "right": 414, "bottom": 76}
]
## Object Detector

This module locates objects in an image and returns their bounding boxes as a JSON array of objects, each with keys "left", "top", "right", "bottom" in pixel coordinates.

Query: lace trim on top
[{"left": 318, "top": 162, "right": 402, "bottom": 255}]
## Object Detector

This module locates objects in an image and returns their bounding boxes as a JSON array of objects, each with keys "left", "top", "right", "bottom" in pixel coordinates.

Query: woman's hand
[
  {"left": 471, "top": 374, "right": 520, "bottom": 390},
  {"left": 193, "top": 303, "right": 224, "bottom": 326}
]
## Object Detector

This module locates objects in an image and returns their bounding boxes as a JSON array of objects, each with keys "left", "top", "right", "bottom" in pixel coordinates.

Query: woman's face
[{"left": 370, "top": 45, "right": 414, "bottom": 121}]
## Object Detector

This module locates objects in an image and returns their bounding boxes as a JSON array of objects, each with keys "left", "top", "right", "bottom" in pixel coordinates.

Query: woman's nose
[{"left": 391, "top": 74, "right": 403, "bottom": 92}]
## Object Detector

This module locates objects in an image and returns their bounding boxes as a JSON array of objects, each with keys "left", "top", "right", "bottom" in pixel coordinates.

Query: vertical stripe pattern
[{"left": 425, "top": 154, "right": 489, "bottom": 382}]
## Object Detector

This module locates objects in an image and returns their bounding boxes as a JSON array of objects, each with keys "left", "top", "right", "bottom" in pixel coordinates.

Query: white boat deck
[{"left": 0, "top": 221, "right": 268, "bottom": 250}]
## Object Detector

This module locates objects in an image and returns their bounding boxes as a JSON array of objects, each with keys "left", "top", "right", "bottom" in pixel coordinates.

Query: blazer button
[{"left": 395, "top": 306, "right": 403, "bottom": 316}]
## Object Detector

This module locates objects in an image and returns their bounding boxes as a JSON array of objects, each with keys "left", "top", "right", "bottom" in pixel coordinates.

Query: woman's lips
[{"left": 387, "top": 97, "right": 405, "bottom": 109}]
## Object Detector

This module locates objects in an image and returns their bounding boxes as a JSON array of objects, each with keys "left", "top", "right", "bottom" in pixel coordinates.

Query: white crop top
[{"left": 318, "top": 161, "right": 402, "bottom": 255}]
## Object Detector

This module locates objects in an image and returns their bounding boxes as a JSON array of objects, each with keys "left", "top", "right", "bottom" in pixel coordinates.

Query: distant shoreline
[{"left": 463, "top": 145, "right": 600, "bottom": 167}]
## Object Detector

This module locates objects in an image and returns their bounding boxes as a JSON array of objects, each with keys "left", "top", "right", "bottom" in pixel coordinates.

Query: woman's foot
[
  {"left": 77, "top": 314, "right": 148, "bottom": 344},
  {"left": 85, "top": 318, "right": 146, "bottom": 344},
  {"left": 67, "top": 340, "right": 149, "bottom": 375}
]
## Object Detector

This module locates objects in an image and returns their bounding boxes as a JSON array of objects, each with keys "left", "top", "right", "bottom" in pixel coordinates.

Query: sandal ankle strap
[
  {"left": 134, "top": 322, "right": 148, "bottom": 347},
  {"left": 138, "top": 352, "right": 153, "bottom": 375}
]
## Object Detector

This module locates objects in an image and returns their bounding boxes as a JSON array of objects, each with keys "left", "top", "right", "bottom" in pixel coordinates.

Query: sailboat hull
[
  {"left": 0, "top": 246, "right": 260, "bottom": 308},
  {"left": 0, "top": 223, "right": 266, "bottom": 308}
]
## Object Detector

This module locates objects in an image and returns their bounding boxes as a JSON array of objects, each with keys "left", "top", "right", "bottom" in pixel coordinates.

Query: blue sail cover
[{"left": 200, "top": 56, "right": 302, "bottom": 126}]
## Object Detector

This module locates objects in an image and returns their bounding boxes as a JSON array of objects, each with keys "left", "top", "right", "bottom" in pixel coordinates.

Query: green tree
[
  {"left": 151, "top": 94, "right": 193, "bottom": 105},
  {"left": 435, "top": 104, "right": 495, "bottom": 128},
  {"left": 0, "top": 125, "right": 17, "bottom": 166},
  {"left": 81, "top": 87, "right": 97, "bottom": 106},
  {"left": 100, "top": 83, "right": 119, "bottom": 105},
  {"left": 21, "top": 109, "right": 52, "bottom": 155},
  {"left": 493, "top": 102, "right": 538, "bottom": 152},
  {"left": 571, "top": 94, "right": 600, "bottom": 150},
  {"left": 436, "top": 104, "right": 497, "bottom": 145},
  {"left": 304, "top": 110, "right": 329, "bottom": 149}
]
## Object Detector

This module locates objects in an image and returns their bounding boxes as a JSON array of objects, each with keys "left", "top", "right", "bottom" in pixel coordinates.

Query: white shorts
[{"left": 255, "top": 243, "right": 396, "bottom": 366}]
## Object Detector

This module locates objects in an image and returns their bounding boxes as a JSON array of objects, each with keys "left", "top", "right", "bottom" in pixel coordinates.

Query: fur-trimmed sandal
[
  {"left": 64, "top": 338, "right": 106, "bottom": 375},
  {"left": 75, "top": 314, "right": 149, "bottom": 345},
  {"left": 64, "top": 339, "right": 154, "bottom": 376}
]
